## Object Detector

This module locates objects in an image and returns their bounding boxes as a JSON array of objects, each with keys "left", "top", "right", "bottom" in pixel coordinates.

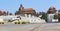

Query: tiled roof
[
  {"left": 0, "top": 10, "right": 6, "bottom": 15},
  {"left": 24, "top": 8, "right": 34, "bottom": 11}
]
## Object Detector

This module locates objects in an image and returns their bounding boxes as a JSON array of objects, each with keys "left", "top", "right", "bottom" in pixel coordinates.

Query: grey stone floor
[
  {"left": 0, "top": 23, "right": 60, "bottom": 31},
  {"left": 32, "top": 23, "right": 60, "bottom": 31}
]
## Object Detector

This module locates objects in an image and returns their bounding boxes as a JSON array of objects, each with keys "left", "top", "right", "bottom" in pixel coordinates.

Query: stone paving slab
[
  {"left": 0, "top": 23, "right": 60, "bottom": 31},
  {"left": 32, "top": 23, "right": 60, "bottom": 31},
  {"left": 0, "top": 24, "right": 40, "bottom": 31}
]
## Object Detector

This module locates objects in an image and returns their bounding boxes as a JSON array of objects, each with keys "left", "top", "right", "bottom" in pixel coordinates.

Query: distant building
[
  {"left": 15, "top": 4, "right": 36, "bottom": 16},
  {"left": 0, "top": 10, "right": 7, "bottom": 16}
]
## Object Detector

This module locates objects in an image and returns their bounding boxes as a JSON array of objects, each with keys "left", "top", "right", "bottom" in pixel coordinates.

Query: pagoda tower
[{"left": 19, "top": 4, "right": 24, "bottom": 11}]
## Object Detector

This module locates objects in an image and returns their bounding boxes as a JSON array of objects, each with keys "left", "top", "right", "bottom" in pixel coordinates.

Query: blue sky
[{"left": 0, "top": 0, "right": 60, "bottom": 14}]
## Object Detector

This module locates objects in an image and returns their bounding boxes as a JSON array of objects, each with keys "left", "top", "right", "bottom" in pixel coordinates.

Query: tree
[
  {"left": 41, "top": 13, "right": 47, "bottom": 20},
  {"left": 58, "top": 10, "right": 60, "bottom": 12},
  {"left": 58, "top": 10, "right": 60, "bottom": 14},
  {"left": 9, "top": 13, "right": 12, "bottom": 15},
  {"left": 15, "top": 11, "right": 20, "bottom": 15},
  {"left": 54, "top": 14, "right": 58, "bottom": 19}
]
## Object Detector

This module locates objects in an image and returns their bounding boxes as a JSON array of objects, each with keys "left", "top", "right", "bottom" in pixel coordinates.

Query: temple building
[
  {"left": 47, "top": 6, "right": 57, "bottom": 14},
  {"left": 47, "top": 6, "right": 58, "bottom": 22},
  {"left": 15, "top": 4, "right": 36, "bottom": 16},
  {"left": 0, "top": 10, "right": 7, "bottom": 16}
]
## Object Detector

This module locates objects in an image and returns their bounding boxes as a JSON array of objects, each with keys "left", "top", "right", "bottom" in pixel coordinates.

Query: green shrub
[
  {"left": 0, "top": 22, "right": 4, "bottom": 24},
  {"left": 22, "top": 22, "right": 26, "bottom": 24},
  {"left": 41, "top": 13, "right": 47, "bottom": 20},
  {"left": 22, "top": 22, "right": 30, "bottom": 24},
  {"left": 18, "top": 22, "right": 20, "bottom": 24},
  {"left": 2, "top": 22, "right": 4, "bottom": 24},
  {"left": 0, "top": 22, "right": 1, "bottom": 24},
  {"left": 54, "top": 14, "right": 58, "bottom": 19},
  {"left": 15, "top": 22, "right": 17, "bottom": 24}
]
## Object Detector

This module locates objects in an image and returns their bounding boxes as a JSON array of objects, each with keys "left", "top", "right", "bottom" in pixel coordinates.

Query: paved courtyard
[{"left": 0, "top": 23, "right": 60, "bottom": 31}]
